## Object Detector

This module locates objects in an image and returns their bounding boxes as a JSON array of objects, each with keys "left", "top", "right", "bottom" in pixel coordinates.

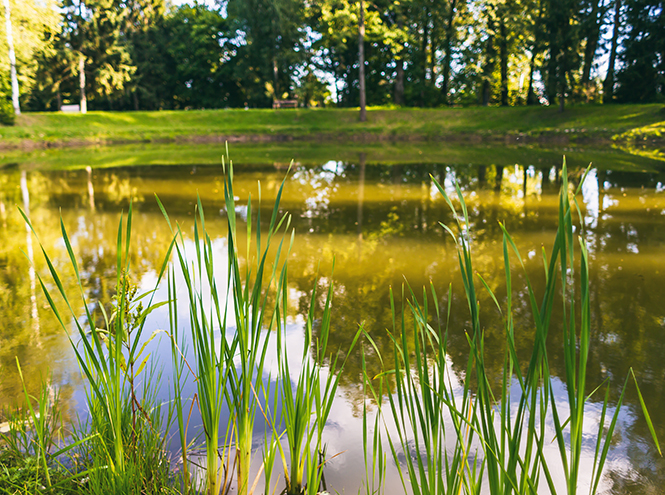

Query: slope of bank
[{"left": 1, "top": 105, "right": 664, "bottom": 150}]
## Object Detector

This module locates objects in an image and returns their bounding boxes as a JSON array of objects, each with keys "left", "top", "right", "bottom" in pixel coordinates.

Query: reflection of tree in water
[
  {"left": 0, "top": 169, "right": 81, "bottom": 415},
  {"left": 0, "top": 168, "right": 173, "bottom": 414}
]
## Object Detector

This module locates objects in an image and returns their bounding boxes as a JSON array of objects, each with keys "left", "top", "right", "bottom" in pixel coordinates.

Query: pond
[{"left": 1, "top": 142, "right": 664, "bottom": 494}]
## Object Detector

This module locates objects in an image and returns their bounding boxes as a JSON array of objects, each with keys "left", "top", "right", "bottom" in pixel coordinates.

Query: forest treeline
[{"left": 1, "top": 0, "right": 664, "bottom": 114}]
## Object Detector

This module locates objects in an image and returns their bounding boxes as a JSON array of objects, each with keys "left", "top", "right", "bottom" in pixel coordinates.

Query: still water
[{"left": 1, "top": 143, "right": 664, "bottom": 494}]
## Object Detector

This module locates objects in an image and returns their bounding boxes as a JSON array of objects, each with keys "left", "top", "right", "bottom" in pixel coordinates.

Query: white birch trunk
[
  {"left": 79, "top": 53, "right": 87, "bottom": 114},
  {"left": 3, "top": 0, "right": 20, "bottom": 115}
]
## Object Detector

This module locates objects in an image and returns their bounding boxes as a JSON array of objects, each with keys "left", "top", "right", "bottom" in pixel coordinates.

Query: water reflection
[{"left": 1, "top": 153, "right": 665, "bottom": 494}]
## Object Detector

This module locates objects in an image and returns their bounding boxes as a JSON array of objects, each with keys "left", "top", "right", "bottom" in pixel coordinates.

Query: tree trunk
[
  {"left": 526, "top": 0, "right": 543, "bottom": 105},
  {"left": 395, "top": 59, "right": 404, "bottom": 105},
  {"left": 581, "top": 0, "right": 602, "bottom": 102},
  {"left": 441, "top": 0, "right": 457, "bottom": 106},
  {"left": 79, "top": 54, "right": 87, "bottom": 114},
  {"left": 421, "top": 8, "right": 429, "bottom": 105},
  {"left": 499, "top": 17, "right": 509, "bottom": 106},
  {"left": 359, "top": 0, "right": 366, "bottom": 122},
  {"left": 603, "top": 0, "right": 621, "bottom": 102},
  {"left": 273, "top": 58, "right": 279, "bottom": 99},
  {"left": 394, "top": 13, "right": 405, "bottom": 105},
  {"left": 558, "top": 36, "right": 567, "bottom": 113},
  {"left": 526, "top": 49, "right": 537, "bottom": 105},
  {"left": 429, "top": 15, "right": 436, "bottom": 88},
  {"left": 559, "top": 74, "right": 565, "bottom": 113},
  {"left": 3, "top": 0, "right": 20, "bottom": 115},
  {"left": 481, "top": 17, "right": 495, "bottom": 106}
]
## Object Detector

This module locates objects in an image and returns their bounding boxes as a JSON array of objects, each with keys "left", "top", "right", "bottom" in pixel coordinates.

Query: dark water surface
[{"left": 1, "top": 143, "right": 665, "bottom": 493}]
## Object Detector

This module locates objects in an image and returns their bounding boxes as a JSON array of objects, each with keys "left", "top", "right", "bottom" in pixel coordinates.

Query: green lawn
[{"left": 1, "top": 105, "right": 664, "bottom": 148}]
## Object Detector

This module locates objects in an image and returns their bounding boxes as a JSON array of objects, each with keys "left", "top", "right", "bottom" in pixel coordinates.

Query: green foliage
[
  {"left": 21, "top": 199, "right": 176, "bottom": 494},
  {"left": 0, "top": 450, "right": 76, "bottom": 495},
  {"left": 10, "top": 0, "right": 665, "bottom": 109},
  {"left": 0, "top": 72, "right": 14, "bottom": 125},
  {"left": 616, "top": 0, "right": 665, "bottom": 103},
  {"left": 228, "top": 0, "right": 307, "bottom": 106},
  {"left": 0, "top": 0, "right": 60, "bottom": 106},
  {"left": 58, "top": 0, "right": 136, "bottom": 109},
  {"left": 158, "top": 4, "right": 235, "bottom": 109},
  {"left": 0, "top": 371, "right": 84, "bottom": 495}
]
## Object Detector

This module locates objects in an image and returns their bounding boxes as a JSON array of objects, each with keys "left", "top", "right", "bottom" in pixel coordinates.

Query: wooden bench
[{"left": 272, "top": 99, "right": 298, "bottom": 109}]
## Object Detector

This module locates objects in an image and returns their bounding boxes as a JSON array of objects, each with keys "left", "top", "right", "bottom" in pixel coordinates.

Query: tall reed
[
  {"left": 223, "top": 156, "right": 292, "bottom": 495},
  {"left": 158, "top": 151, "right": 294, "bottom": 495},
  {"left": 275, "top": 271, "right": 361, "bottom": 495},
  {"left": 365, "top": 158, "right": 660, "bottom": 495},
  {"left": 21, "top": 203, "right": 175, "bottom": 493}
]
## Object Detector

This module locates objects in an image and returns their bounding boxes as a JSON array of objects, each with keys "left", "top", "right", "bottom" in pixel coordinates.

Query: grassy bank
[{"left": 1, "top": 105, "right": 664, "bottom": 149}]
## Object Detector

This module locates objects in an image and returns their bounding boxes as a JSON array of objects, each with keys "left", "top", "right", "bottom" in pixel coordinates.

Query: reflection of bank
[{"left": 20, "top": 170, "right": 40, "bottom": 342}]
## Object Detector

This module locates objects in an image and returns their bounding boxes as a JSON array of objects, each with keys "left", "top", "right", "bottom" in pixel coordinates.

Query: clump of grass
[
  {"left": 158, "top": 151, "right": 294, "bottom": 495},
  {"left": 274, "top": 269, "right": 362, "bottom": 495},
  {"left": 21, "top": 201, "right": 176, "bottom": 494},
  {"left": 364, "top": 158, "right": 661, "bottom": 495},
  {"left": 0, "top": 366, "right": 89, "bottom": 494},
  {"left": 159, "top": 151, "right": 361, "bottom": 495}
]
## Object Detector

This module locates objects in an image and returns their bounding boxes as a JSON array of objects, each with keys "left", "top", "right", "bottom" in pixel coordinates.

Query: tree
[
  {"left": 312, "top": 0, "right": 392, "bottom": 107},
  {"left": 603, "top": 0, "right": 622, "bottom": 102},
  {"left": 122, "top": 0, "right": 167, "bottom": 110},
  {"left": 579, "top": 0, "right": 607, "bottom": 102},
  {"left": 441, "top": 0, "right": 464, "bottom": 105},
  {"left": 0, "top": 0, "right": 59, "bottom": 113},
  {"left": 161, "top": 4, "right": 233, "bottom": 109},
  {"left": 359, "top": 0, "right": 366, "bottom": 120},
  {"left": 480, "top": 4, "right": 497, "bottom": 105},
  {"left": 526, "top": 0, "right": 545, "bottom": 105},
  {"left": 543, "top": 0, "right": 582, "bottom": 111},
  {"left": 615, "top": 0, "right": 665, "bottom": 102},
  {"left": 60, "top": 0, "right": 135, "bottom": 111},
  {"left": 226, "top": 0, "right": 307, "bottom": 107}
]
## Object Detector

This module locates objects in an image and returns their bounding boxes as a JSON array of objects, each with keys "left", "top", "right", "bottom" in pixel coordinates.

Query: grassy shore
[{"left": 1, "top": 104, "right": 664, "bottom": 149}]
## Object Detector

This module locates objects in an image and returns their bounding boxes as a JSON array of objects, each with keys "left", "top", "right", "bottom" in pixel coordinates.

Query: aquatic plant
[
  {"left": 364, "top": 159, "right": 661, "bottom": 495},
  {"left": 21, "top": 203, "right": 176, "bottom": 494}
]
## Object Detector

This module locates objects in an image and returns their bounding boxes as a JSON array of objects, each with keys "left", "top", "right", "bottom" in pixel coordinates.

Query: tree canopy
[{"left": 1, "top": 0, "right": 663, "bottom": 113}]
